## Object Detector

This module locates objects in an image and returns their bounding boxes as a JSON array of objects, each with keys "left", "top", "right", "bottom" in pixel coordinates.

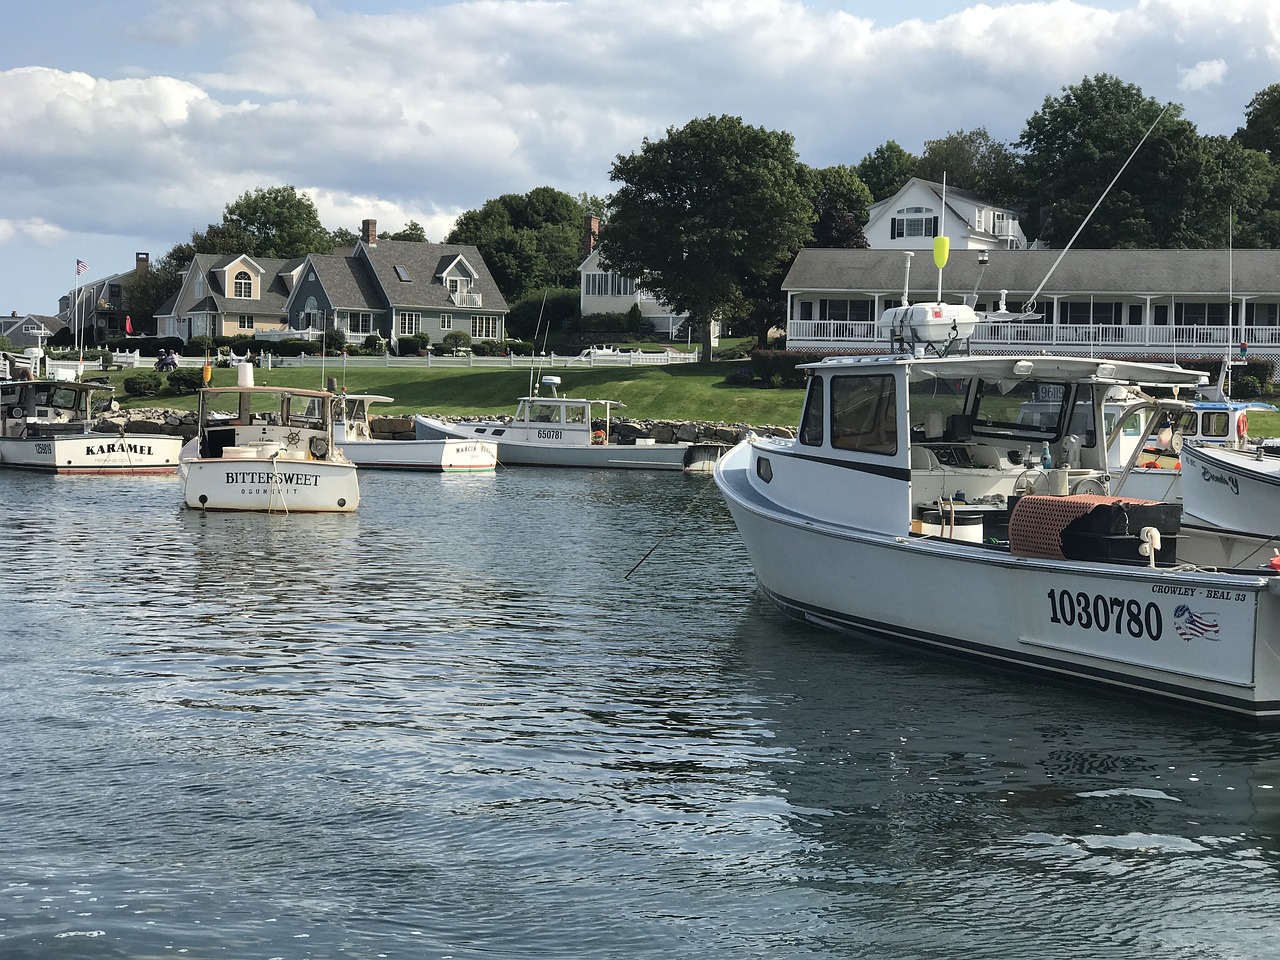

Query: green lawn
[
  {"left": 105, "top": 360, "right": 808, "bottom": 427},
  {"left": 98, "top": 359, "right": 1280, "bottom": 437}
]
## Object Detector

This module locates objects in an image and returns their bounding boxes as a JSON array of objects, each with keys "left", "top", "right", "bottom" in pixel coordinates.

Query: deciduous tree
[
  {"left": 220, "top": 185, "right": 333, "bottom": 259},
  {"left": 600, "top": 115, "right": 812, "bottom": 363},
  {"left": 857, "top": 141, "right": 918, "bottom": 202}
]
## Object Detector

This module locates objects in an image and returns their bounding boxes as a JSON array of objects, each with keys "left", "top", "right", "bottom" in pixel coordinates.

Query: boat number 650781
[
  {"left": 536, "top": 429, "right": 562, "bottom": 440},
  {"left": 1046, "top": 589, "right": 1163, "bottom": 641}
]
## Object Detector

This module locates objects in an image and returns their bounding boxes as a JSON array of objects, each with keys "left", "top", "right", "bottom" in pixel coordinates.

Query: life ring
[{"left": 1238, "top": 413, "right": 1248, "bottom": 438}]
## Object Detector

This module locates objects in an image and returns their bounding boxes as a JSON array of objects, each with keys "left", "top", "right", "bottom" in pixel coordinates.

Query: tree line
[{"left": 123, "top": 74, "right": 1280, "bottom": 362}]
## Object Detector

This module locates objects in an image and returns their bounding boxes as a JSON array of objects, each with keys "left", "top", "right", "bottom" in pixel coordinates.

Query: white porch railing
[
  {"left": 786, "top": 320, "right": 1280, "bottom": 357},
  {"left": 449, "top": 292, "right": 483, "bottom": 308}
]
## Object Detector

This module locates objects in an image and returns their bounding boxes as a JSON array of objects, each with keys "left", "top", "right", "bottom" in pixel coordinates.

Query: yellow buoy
[{"left": 933, "top": 235, "right": 950, "bottom": 270}]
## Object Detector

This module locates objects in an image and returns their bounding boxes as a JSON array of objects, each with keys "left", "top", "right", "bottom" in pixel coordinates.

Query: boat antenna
[
  {"left": 935, "top": 173, "right": 949, "bottom": 302},
  {"left": 1023, "top": 103, "right": 1171, "bottom": 313},
  {"left": 528, "top": 288, "right": 549, "bottom": 398}
]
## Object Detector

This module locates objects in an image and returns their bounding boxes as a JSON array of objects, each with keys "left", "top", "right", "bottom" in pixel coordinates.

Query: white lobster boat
[
  {"left": 414, "top": 376, "right": 725, "bottom": 471},
  {"left": 181, "top": 382, "right": 359, "bottom": 513},
  {"left": 1179, "top": 443, "right": 1280, "bottom": 536},
  {"left": 334, "top": 394, "right": 496, "bottom": 472},
  {"left": 0, "top": 378, "right": 182, "bottom": 475},
  {"left": 714, "top": 340, "right": 1280, "bottom": 722}
]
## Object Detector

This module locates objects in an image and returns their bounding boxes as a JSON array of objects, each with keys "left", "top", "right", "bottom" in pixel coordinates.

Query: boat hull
[
  {"left": 182, "top": 457, "right": 360, "bottom": 512},
  {"left": 414, "top": 415, "right": 714, "bottom": 470},
  {"left": 0, "top": 432, "right": 183, "bottom": 475},
  {"left": 339, "top": 438, "right": 497, "bottom": 472},
  {"left": 715, "top": 441, "right": 1280, "bottom": 721},
  {"left": 1180, "top": 444, "right": 1280, "bottom": 533}
]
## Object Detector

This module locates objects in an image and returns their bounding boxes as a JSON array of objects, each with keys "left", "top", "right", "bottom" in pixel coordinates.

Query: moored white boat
[
  {"left": 414, "top": 376, "right": 725, "bottom": 471},
  {"left": 180, "top": 381, "right": 359, "bottom": 513},
  {"left": 334, "top": 394, "right": 496, "bottom": 472},
  {"left": 0, "top": 378, "right": 182, "bottom": 474},
  {"left": 1179, "top": 443, "right": 1280, "bottom": 535},
  {"left": 714, "top": 344, "right": 1280, "bottom": 722}
]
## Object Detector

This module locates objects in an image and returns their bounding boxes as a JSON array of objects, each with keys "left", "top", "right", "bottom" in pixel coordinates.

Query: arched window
[{"left": 233, "top": 271, "right": 253, "bottom": 299}]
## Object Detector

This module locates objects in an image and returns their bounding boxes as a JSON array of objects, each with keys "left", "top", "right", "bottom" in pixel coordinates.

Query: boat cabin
[
  {"left": 1, "top": 380, "right": 115, "bottom": 437},
  {"left": 195, "top": 386, "right": 343, "bottom": 462},
  {"left": 753, "top": 353, "right": 1207, "bottom": 543},
  {"left": 334, "top": 394, "right": 394, "bottom": 445}
]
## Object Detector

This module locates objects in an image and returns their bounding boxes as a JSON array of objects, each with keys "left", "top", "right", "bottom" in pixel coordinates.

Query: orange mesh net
[{"left": 1008, "top": 494, "right": 1165, "bottom": 560}]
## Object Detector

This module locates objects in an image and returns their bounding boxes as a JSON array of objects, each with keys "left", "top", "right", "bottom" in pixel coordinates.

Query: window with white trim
[
  {"left": 439, "top": 313, "right": 452, "bottom": 330},
  {"left": 347, "top": 312, "right": 373, "bottom": 335},
  {"left": 233, "top": 271, "right": 253, "bottom": 298},
  {"left": 471, "top": 315, "right": 499, "bottom": 339},
  {"left": 238, "top": 315, "right": 254, "bottom": 330},
  {"left": 398, "top": 311, "right": 422, "bottom": 336}
]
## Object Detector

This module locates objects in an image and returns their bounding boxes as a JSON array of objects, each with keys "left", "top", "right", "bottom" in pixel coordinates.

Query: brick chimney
[
  {"left": 135, "top": 252, "right": 149, "bottom": 274},
  {"left": 583, "top": 215, "right": 600, "bottom": 257},
  {"left": 362, "top": 219, "right": 377, "bottom": 246}
]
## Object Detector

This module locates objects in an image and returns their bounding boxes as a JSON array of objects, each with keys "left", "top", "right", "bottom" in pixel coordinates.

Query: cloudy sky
[{"left": 2, "top": 0, "right": 1277, "bottom": 317}]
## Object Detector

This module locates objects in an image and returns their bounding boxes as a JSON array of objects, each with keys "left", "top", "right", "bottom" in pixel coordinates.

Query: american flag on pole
[{"left": 76, "top": 259, "right": 89, "bottom": 275}]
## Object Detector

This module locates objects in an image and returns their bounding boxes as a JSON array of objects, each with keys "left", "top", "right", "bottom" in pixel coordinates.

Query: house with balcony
[
  {"left": 865, "top": 178, "right": 1033, "bottom": 251},
  {"left": 284, "top": 220, "right": 507, "bottom": 349},
  {"left": 783, "top": 246, "right": 1280, "bottom": 362}
]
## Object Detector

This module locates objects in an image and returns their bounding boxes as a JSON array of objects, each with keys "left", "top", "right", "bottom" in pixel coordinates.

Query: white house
[
  {"left": 864, "top": 178, "right": 1034, "bottom": 252},
  {"left": 578, "top": 216, "right": 716, "bottom": 344}
]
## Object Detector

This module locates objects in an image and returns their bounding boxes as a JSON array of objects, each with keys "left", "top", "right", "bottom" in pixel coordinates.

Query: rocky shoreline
[{"left": 93, "top": 408, "right": 796, "bottom": 445}]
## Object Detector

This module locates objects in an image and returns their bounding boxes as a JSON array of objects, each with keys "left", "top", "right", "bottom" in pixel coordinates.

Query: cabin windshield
[
  {"left": 527, "top": 402, "right": 562, "bottom": 423},
  {"left": 830, "top": 374, "right": 897, "bottom": 455},
  {"left": 972, "top": 378, "right": 1067, "bottom": 442}
]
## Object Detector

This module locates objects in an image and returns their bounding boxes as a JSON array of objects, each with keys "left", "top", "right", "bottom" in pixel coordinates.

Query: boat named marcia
[
  {"left": 180, "top": 379, "right": 359, "bottom": 513},
  {"left": 714, "top": 321, "right": 1280, "bottom": 722},
  {"left": 0, "top": 378, "right": 183, "bottom": 474},
  {"left": 334, "top": 394, "right": 497, "bottom": 472}
]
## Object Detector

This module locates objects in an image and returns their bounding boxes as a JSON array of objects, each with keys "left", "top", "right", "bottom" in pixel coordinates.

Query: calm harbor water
[{"left": 3, "top": 466, "right": 1280, "bottom": 959}]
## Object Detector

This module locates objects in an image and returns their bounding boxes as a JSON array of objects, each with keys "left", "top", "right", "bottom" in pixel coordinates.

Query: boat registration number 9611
[
  {"left": 536, "top": 429, "right": 562, "bottom": 440},
  {"left": 1047, "top": 590, "right": 1163, "bottom": 641}
]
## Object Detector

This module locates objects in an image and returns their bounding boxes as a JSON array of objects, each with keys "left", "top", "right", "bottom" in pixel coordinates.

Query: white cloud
[
  {"left": 5, "top": 0, "right": 1280, "bottom": 314},
  {"left": 1177, "top": 59, "right": 1228, "bottom": 92}
]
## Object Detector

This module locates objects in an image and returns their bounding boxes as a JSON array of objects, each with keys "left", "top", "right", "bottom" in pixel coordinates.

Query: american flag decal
[{"left": 1174, "top": 604, "right": 1221, "bottom": 642}]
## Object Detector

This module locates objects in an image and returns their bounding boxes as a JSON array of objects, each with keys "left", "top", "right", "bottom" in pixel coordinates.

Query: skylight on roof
[{"left": 394, "top": 265, "right": 411, "bottom": 281}]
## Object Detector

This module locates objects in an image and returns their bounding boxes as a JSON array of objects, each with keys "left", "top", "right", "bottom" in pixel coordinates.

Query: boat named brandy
[
  {"left": 414, "top": 376, "right": 724, "bottom": 471},
  {"left": 714, "top": 345, "right": 1280, "bottom": 722},
  {"left": 0, "top": 378, "right": 182, "bottom": 474},
  {"left": 1179, "top": 442, "right": 1280, "bottom": 535},
  {"left": 181, "top": 383, "right": 359, "bottom": 512},
  {"left": 334, "top": 394, "right": 497, "bottom": 472}
]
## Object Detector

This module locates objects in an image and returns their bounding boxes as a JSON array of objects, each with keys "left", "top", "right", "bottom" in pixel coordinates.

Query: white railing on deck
[{"left": 787, "top": 320, "right": 1280, "bottom": 356}]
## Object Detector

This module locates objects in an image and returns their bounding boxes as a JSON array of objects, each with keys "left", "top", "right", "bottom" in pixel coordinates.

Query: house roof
[
  {"left": 174, "top": 253, "right": 300, "bottom": 318},
  {"left": 304, "top": 253, "right": 386, "bottom": 312},
  {"left": 357, "top": 239, "right": 509, "bottom": 312},
  {"left": 783, "top": 247, "right": 1280, "bottom": 300}
]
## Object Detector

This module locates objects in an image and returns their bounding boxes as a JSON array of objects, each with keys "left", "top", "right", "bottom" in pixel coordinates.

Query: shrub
[
  {"left": 749, "top": 349, "right": 828, "bottom": 387},
  {"left": 123, "top": 372, "right": 162, "bottom": 397},
  {"left": 441, "top": 331, "right": 472, "bottom": 355},
  {"left": 1234, "top": 375, "right": 1262, "bottom": 398},
  {"left": 167, "top": 368, "right": 205, "bottom": 395},
  {"left": 362, "top": 334, "right": 387, "bottom": 355},
  {"left": 724, "top": 366, "right": 756, "bottom": 386}
]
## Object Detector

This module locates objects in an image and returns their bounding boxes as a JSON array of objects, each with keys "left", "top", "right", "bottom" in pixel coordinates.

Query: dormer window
[
  {"left": 233, "top": 271, "right": 252, "bottom": 298},
  {"left": 890, "top": 206, "right": 938, "bottom": 240}
]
